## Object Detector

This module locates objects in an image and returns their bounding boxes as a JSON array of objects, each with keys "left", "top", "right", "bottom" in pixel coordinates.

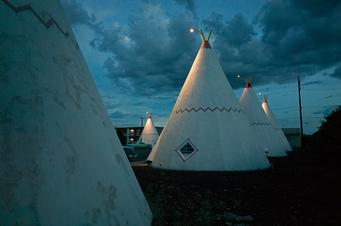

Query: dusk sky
[{"left": 61, "top": 0, "right": 341, "bottom": 134}]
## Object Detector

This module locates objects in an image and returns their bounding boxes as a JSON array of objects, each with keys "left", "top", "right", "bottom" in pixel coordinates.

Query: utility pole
[
  {"left": 140, "top": 117, "right": 145, "bottom": 127},
  {"left": 298, "top": 76, "right": 303, "bottom": 147}
]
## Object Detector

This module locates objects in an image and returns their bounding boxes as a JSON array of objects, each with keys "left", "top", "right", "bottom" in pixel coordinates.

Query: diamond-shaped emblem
[{"left": 175, "top": 138, "right": 198, "bottom": 161}]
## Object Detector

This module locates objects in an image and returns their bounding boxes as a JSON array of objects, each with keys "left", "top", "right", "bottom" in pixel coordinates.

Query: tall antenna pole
[{"left": 298, "top": 76, "right": 303, "bottom": 147}]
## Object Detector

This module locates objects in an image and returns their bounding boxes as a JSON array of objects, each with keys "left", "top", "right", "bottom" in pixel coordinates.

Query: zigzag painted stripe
[
  {"left": 175, "top": 106, "right": 243, "bottom": 114},
  {"left": 2, "top": 0, "right": 79, "bottom": 49},
  {"left": 249, "top": 122, "right": 272, "bottom": 126}
]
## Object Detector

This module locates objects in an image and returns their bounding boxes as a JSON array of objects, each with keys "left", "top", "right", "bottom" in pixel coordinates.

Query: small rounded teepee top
[
  {"left": 263, "top": 96, "right": 268, "bottom": 104},
  {"left": 245, "top": 80, "right": 252, "bottom": 88}
]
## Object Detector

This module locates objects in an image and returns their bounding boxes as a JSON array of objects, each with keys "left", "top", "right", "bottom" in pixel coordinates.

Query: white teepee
[
  {"left": 147, "top": 32, "right": 270, "bottom": 171},
  {"left": 140, "top": 113, "right": 159, "bottom": 146},
  {"left": 0, "top": 1, "right": 152, "bottom": 225},
  {"left": 262, "top": 96, "right": 293, "bottom": 152},
  {"left": 239, "top": 81, "right": 287, "bottom": 157}
]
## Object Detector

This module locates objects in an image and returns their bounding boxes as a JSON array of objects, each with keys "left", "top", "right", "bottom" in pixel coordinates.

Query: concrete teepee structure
[
  {"left": 240, "top": 81, "right": 287, "bottom": 157},
  {"left": 0, "top": 1, "right": 152, "bottom": 225},
  {"left": 147, "top": 31, "right": 270, "bottom": 171},
  {"left": 262, "top": 96, "right": 292, "bottom": 152},
  {"left": 139, "top": 113, "right": 159, "bottom": 146}
]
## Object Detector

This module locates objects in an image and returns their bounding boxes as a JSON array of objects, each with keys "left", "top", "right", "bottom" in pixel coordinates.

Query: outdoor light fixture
[{"left": 189, "top": 27, "right": 199, "bottom": 33}]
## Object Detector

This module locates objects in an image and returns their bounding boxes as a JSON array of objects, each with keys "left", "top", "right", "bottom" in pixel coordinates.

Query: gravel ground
[{"left": 133, "top": 151, "right": 341, "bottom": 226}]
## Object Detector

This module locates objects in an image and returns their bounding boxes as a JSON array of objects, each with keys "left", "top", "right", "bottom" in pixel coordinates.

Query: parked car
[{"left": 123, "top": 146, "right": 137, "bottom": 160}]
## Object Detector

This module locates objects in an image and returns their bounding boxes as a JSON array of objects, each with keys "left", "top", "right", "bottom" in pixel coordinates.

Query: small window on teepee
[{"left": 175, "top": 139, "right": 198, "bottom": 161}]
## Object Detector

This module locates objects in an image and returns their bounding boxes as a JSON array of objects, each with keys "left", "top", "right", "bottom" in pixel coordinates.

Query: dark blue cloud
[
  {"left": 257, "top": 0, "right": 341, "bottom": 67},
  {"left": 302, "top": 81, "right": 323, "bottom": 86},
  {"left": 61, "top": 0, "right": 103, "bottom": 33},
  {"left": 61, "top": 0, "right": 341, "bottom": 93},
  {"left": 313, "top": 105, "right": 339, "bottom": 116},
  {"left": 61, "top": 0, "right": 94, "bottom": 25},
  {"left": 204, "top": 13, "right": 255, "bottom": 47},
  {"left": 199, "top": 0, "right": 341, "bottom": 87},
  {"left": 330, "top": 65, "right": 341, "bottom": 79},
  {"left": 91, "top": 3, "right": 199, "bottom": 95},
  {"left": 109, "top": 111, "right": 125, "bottom": 119},
  {"left": 174, "top": 0, "right": 197, "bottom": 17}
]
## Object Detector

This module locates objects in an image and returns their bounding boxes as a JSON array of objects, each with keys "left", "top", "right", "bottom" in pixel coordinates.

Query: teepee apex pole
[
  {"left": 207, "top": 30, "right": 212, "bottom": 41},
  {"left": 200, "top": 29, "right": 206, "bottom": 41}
]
